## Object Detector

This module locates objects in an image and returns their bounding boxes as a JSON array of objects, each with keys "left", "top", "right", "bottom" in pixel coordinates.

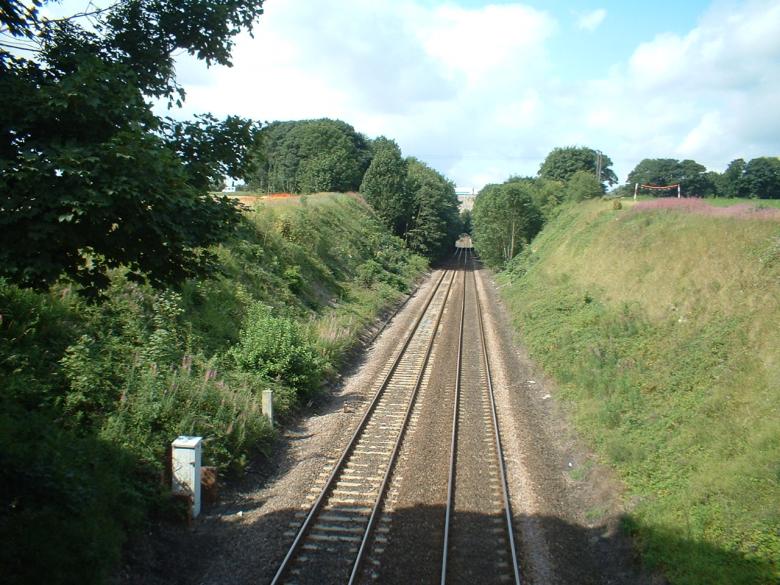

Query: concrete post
[
  {"left": 262, "top": 389, "right": 274, "bottom": 427},
  {"left": 172, "top": 435, "right": 202, "bottom": 518}
]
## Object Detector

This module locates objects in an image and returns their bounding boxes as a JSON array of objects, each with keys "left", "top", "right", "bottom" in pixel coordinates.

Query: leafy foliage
[
  {"left": 0, "top": 194, "right": 426, "bottom": 583},
  {"left": 538, "top": 145, "right": 617, "bottom": 187},
  {"left": 472, "top": 179, "right": 544, "bottom": 267},
  {"left": 627, "top": 158, "right": 715, "bottom": 196},
  {"left": 623, "top": 156, "right": 780, "bottom": 199},
  {"left": 460, "top": 208, "right": 472, "bottom": 234},
  {"left": 230, "top": 303, "right": 328, "bottom": 394},
  {"left": 248, "top": 119, "right": 371, "bottom": 193},
  {"left": 404, "top": 158, "right": 462, "bottom": 259},
  {"left": 360, "top": 137, "right": 411, "bottom": 235},
  {"left": 741, "top": 157, "right": 780, "bottom": 199},
  {"left": 0, "top": 0, "right": 264, "bottom": 293},
  {"left": 718, "top": 158, "right": 746, "bottom": 197},
  {"left": 0, "top": 402, "right": 144, "bottom": 585},
  {"left": 564, "top": 169, "right": 603, "bottom": 201}
]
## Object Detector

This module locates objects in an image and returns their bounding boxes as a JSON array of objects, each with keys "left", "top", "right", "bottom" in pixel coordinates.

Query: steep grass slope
[
  {"left": 500, "top": 200, "right": 779, "bottom": 584},
  {"left": 1, "top": 193, "right": 426, "bottom": 584}
]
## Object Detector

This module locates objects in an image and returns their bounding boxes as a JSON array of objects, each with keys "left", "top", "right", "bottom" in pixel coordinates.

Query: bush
[
  {"left": 565, "top": 170, "right": 603, "bottom": 201},
  {"left": 1, "top": 194, "right": 427, "bottom": 583},
  {"left": 356, "top": 259, "right": 384, "bottom": 287},
  {"left": 230, "top": 302, "right": 329, "bottom": 395}
]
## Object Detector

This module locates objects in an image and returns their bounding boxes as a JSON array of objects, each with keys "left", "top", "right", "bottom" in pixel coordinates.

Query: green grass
[
  {"left": 498, "top": 200, "right": 780, "bottom": 584},
  {"left": 624, "top": 195, "right": 780, "bottom": 208},
  {"left": 700, "top": 197, "right": 780, "bottom": 208}
]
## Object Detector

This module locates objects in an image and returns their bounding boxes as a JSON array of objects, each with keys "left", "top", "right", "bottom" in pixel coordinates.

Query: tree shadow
[{"left": 118, "top": 498, "right": 776, "bottom": 585}]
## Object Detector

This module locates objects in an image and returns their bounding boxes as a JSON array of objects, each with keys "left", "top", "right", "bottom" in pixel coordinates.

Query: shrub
[
  {"left": 230, "top": 302, "right": 329, "bottom": 395},
  {"left": 356, "top": 259, "right": 384, "bottom": 287}
]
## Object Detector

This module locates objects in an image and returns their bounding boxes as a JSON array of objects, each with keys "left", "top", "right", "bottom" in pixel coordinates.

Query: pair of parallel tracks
[{"left": 271, "top": 249, "right": 521, "bottom": 585}]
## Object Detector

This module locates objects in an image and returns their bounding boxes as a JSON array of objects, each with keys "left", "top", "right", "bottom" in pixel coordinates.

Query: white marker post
[
  {"left": 262, "top": 389, "right": 274, "bottom": 427},
  {"left": 172, "top": 435, "right": 203, "bottom": 518}
]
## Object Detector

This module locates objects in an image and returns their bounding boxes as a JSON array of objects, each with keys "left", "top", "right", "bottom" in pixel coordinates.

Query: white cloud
[
  {"left": 593, "top": 0, "right": 780, "bottom": 177},
  {"left": 172, "top": 0, "right": 557, "bottom": 186},
  {"left": 166, "top": 0, "right": 780, "bottom": 188},
  {"left": 421, "top": 4, "right": 554, "bottom": 85},
  {"left": 577, "top": 8, "right": 607, "bottom": 32}
]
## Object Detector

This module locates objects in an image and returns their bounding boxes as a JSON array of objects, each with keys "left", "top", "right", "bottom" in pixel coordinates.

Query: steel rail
[
  {"left": 440, "top": 248, "right": 468, "bottom": 585},
  {"left": 348, "top": 261, "right": 459, "bottom": 584},
  {"left": 471, "top": 253, "right": 523, "bottom": 585},
  {"left": 270, "top": 266, "right": 455, "bottom": 585}
]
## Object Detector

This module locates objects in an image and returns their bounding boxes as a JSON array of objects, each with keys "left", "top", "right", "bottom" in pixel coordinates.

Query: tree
[
  {"left": 742, "top": 157, "right": 780, "bottom": 199},
  {"left": 0, "top": 0, "right": 265, "bottom": 293},
  {"left": 565, "top": 170, "right": 603, "bottom": 201},
  {"left": 404, "top": 158, "right": 461, "bottom": 259},
  {"left": 678, "top": 159, "right": 714, "bottom": 196},
  {"left": 721, "top": 158, "right": 746, "bottom": 198},
  {"left": 627, "top": 158, "right": 680, "bottom": 187},
  {"left": 248, "top": 119, "right": 371, "bottom": 193},
  {"left": 460, "top": 209, "right": 472, "bottom": 234},
  {"left": 539, "top": 146, "right": 617, "bottom": 187},
  {"left": 627, "top": 158, "right": 714, "bottom": 197},
  {"left": 472, "top": 181, "right": 543, "bottom": 267},
  {"left": 359, "top": 138, "right": 411, "bottom": 235}
]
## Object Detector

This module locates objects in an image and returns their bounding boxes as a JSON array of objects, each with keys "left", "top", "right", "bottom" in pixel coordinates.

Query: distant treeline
[
  {"left": 621, "top": 156, "right": 780, "bottom": 199},
  {"left": 472, "top": 146, "right": 780, "bottom": 268},
  {"left": 244, "top": 119, "right": 463, "bottom": 261}
]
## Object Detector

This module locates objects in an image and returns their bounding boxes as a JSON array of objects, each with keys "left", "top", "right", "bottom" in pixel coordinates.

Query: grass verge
[{"left": 499, "top": 200, "right": 779, "bottom": 584}]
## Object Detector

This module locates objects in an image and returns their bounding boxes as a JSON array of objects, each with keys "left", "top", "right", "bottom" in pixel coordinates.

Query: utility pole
[{"left": 595, "top": 150, "right": 602, "bottom": 184}]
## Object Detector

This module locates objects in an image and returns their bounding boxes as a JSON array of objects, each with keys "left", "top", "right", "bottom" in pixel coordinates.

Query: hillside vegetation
[
  {"left": 498, "top": 199, "right": 779, "bottom": 584},
  {"left": 0, "top": 193, "right": 426, "bottom": 585}
]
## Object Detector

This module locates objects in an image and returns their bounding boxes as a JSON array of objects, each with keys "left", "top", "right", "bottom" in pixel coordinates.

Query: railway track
[
  {"left": 271, "top": 266, "right": 457, "bottom": 585},
  {"left": 441, "top": 248, "right": 521, "bottom": 584},
  {"left": 271, "top": 248, "right": 521, "bottom": 584}
]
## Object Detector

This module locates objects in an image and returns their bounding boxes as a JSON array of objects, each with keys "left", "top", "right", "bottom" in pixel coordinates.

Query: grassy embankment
[
  {"left": 1, "top": 193, "right": 426, "bottom": 585},
  {"left": 499, "top": 199, "right": 779, "bottom": 584}
]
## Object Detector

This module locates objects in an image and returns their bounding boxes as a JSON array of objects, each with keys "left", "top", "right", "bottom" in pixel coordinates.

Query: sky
[{"left": 52, "top": 0, "right": 780, "bottom": 190}]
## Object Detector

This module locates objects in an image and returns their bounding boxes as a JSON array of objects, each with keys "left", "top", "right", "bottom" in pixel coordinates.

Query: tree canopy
[
  {"left": 0, "top": 0, "right": 264, "bottom": 293},
  {"left": 564, "top": 170, "right": 603, "bottom": 201},
  {"left": 248, "top": 119, "right": 371, "bottom": 194},
  {"left": 741, "top": 157, "right": 780, "bottom": 199},
  {"left": 538, "top": 146, "right": 617, "bottom": 187},
  {"left": 621, "top": 156, "right": 780, "bottom": 199},
  {"left": 472, "top": 179, "right": 544, "bottom": 267},
  {"left": 627, "top": 158, "right": 714, "bottom": 196},
  {"left": 404, "top": 158, "right": 461, "bottom": 259},
  {"left": 359, "top": 138, "right": 411, "bottom": 236}
]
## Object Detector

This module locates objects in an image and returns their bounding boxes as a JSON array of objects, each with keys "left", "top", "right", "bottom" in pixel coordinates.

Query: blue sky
[
  {"left": 51, "top": 0, "right": 780, "bottom": 189},
  {"left": 539, "top": 1, "right": 709, "bottom": 80}
]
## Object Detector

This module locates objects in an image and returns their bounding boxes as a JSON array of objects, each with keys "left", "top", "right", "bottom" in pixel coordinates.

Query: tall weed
[{"left": 230, "top": 302, "right": 329, "bottom": 395}]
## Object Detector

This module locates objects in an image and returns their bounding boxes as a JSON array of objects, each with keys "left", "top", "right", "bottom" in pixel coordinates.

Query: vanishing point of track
[{"left": 271, "top": 249, "right": 521, "bottom": 584}]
